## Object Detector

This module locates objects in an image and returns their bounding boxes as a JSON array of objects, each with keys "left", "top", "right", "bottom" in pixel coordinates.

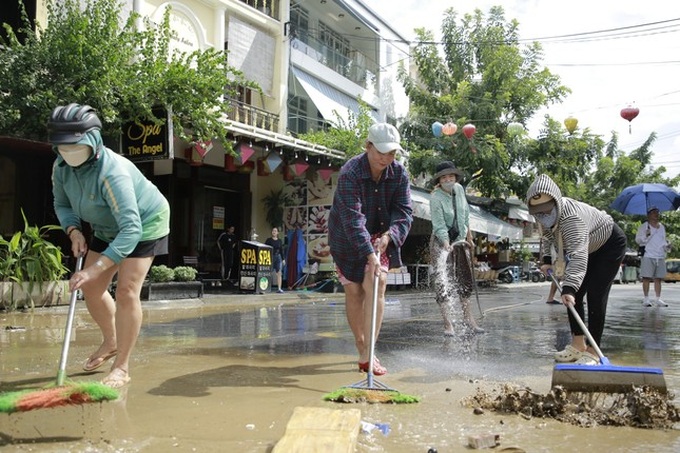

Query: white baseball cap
[{"left": 368, "top": 123, "right": 403, "bottom": 154}]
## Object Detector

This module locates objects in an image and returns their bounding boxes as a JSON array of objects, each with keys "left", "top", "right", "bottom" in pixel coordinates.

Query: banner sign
[{"left": 121, "top": 107, "right": 174, "bottom": 161}]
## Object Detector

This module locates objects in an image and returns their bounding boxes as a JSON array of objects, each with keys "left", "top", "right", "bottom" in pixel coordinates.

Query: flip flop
[
  {"left": 101, "top": 368, "right": 131, "bottom": 389},
  {"left": 83, "top": 349, "right": 117, "bottom": 372},
  {"left": 358, "top": 358, "right": 387, "bottom": 376}
]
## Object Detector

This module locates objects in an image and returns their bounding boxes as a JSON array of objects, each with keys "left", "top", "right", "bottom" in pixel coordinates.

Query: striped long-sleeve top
[{"left": 526, "top": 174, "right": 614, "bottom": 296}]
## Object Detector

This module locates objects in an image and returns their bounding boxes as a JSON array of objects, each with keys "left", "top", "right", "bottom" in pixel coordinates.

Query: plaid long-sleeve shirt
[{"left": 328, "top": 153, "right": 413, "bottom": 283}]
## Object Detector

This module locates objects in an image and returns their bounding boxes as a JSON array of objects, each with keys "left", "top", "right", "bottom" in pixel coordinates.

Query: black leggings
[{"left": 568, "top": 223, "right": 626, "bottom": 347}]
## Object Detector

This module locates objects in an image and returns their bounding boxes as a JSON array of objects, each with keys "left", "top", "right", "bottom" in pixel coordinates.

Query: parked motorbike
[{"left": 497, "top": 264, "right": 545, "bottom": 283}]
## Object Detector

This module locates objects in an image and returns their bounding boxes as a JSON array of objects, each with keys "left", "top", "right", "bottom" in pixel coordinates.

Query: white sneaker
[
  {"left": 656, "top": 298, "right": 668, "bottom": 307},
  {"left": 643, "top": 297, "right": 652, "bottom": 307}
]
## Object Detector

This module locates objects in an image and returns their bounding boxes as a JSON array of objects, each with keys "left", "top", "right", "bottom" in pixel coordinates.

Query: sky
[{"left": 366, "top": 0, "right": 680, "bottom": 179}]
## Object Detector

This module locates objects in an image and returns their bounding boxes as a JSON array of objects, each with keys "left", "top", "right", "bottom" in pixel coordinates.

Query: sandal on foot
[
  {"left": 101, "top": 368, "right": 130, "bottom": 389},
  {"left": 573, "top": 352, "right": 599, "bottom": 365},
  {"left": 358, "top": 358, "right": 387, "bottom": 376},
  {"left": 83, "top": 349, "right": 117, "bottom": 372},
  {"left": 554, "top": 345, "right": 584, "bottom": 363}
]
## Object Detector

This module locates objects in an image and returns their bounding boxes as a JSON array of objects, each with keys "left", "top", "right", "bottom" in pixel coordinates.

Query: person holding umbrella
[
  {"left": 636, "top": 206, "right": 671, "bottom": 307},
  {"left": 527, "top": 174, "right": 626, "bottom": 365}
]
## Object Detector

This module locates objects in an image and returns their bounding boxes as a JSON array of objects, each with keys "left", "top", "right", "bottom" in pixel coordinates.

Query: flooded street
[{"left": 1, "top": 282, "right": 680, "bottom": 452}]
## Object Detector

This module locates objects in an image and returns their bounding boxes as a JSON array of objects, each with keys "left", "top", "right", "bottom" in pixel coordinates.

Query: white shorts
[{"left": 640, "top": 257, "right": 667, "bottom": 279}]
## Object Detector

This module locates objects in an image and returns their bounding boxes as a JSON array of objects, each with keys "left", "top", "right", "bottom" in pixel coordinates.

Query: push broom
[
  {"left": 0, "top": 256, "right": 119, "bottom": 413},
  {"left": 324, "top": 253, "right": 419, "bottom": 404},
  {"left": 548, "top": 271, "right": 666, "bottom": 393}
]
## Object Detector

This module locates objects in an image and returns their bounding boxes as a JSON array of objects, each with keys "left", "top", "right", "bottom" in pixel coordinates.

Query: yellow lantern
[{"left": 564, "top": 117, "right": 578, "bottom": 135}]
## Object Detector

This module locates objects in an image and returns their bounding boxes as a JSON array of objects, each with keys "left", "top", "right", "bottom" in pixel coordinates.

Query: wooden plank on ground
[{"left": 272, "top": 406, "right": 362, "bottom": 453}]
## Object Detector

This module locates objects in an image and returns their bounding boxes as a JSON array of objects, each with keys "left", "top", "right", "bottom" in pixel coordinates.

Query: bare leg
[
  {"left": 81, "top": 252, "right": 118, "bottom": 370},
  {"left": 642, "top": 278, "right": 651, "bottom": 297},
  {"left": 439, "top": 303, "right": 454, "bottom": 335},
  {"left": 654, "top": 278, "right": 662, "bottom": 298},
  {"left": 344, "top": 282, "right": 367, "bottom": 360},
  {"left": 102, "top": 256, "right": 154, "bottom": 387}
]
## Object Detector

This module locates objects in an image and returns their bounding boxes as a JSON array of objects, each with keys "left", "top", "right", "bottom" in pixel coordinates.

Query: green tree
[
  {"left": 0, "top": 0, "right": 255, "bottom": 146},
  {"left": 296, "top": 101, "right": 375, "bottom": 162},
  {"left": 398, "top": 6, "right": 570, "bottom": 196}
]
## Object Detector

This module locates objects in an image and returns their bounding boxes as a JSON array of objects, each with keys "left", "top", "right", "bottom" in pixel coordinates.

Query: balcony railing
[
  {"left": 227, "top": 99, "right": 279, "bottom": 132},
  {"left": 238, "top": 0, "right": 280, "bottom": 21},
  {"left": 291, "top": 35, "right": 377, "bottom": 96}
]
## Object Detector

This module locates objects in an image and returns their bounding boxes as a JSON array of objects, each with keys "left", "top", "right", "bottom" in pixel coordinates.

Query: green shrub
[
  {"left": 148, "top": 265, "right": 174, "bottom": 283},
  {"left": 173, "top": 266, "right": 197, "bottom": 282}
]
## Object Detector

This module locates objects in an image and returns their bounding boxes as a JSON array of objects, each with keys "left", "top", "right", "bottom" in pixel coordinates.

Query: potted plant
[
  {"left": 0, "top": 210, "right": 69, "bottom": 310},
  {"left": 142, "top": 265, "right": 203, "bottom": 301},
  {"left": 262, "top": 188, "right": 294, "bottom": 229}
]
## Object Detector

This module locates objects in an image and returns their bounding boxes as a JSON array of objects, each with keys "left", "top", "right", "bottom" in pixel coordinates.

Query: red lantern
[
  {"left": 620, "top": 105, "right": 639, "bottom": 134},
  {"left": 442, "top": 122, "right": 457, "bottom": 136},
  {"left": 462, "top": 123, "right": 476, "bottom": 140}
]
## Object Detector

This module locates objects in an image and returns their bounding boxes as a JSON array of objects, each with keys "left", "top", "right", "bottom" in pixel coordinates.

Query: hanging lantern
[
  {"left": 431, "top": 121, "right": 443, "bottom": 137},
  {"left": 507, "top": 122, "right": 524, "bottom": 137},
  {"left": 317, "top": 168, "right": 334, "bottom": 182},
  {"left": 193, "top": 140, "right": 213, "bottom": 158},
  {"left": 289, "top": 159, "right": 309, "bottom": 177},
  {"left": 264, "top": 151, "right": 283, "bottom": 173},
  {"left": 442, "top": 122, "right": 457, "bottom": 136},
  {"left": 462, "top": 123, "right": 476, "bottom": 140},
  {"left": 564, "top": 117, "right": 578, "bottom": 135},
  {"left": 620, "top": 105, "right": 639, "bottom": 134},
  {"left": 236, "top": 142, "right": 255, "bottom": 165}
]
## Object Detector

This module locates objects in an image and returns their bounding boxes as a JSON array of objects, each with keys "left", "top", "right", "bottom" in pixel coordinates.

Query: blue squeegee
[{"left": 549, "top": 272, "right": 667, "bottom": 393}]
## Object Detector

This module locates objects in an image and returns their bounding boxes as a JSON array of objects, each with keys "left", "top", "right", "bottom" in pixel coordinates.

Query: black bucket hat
[{"left": 433, "top": 161, "right": 464, "bottom": 183}]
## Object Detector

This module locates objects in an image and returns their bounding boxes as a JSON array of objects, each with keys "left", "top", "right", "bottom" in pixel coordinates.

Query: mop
[
  {"left": 0, "top": 256, "right": 119, "bottom": 413},
  {"left": 548, "top": 272, "right": 667, "bottom": 393},
  {"left": 323, "top": 253, "right": 419, "bottom": 404}
]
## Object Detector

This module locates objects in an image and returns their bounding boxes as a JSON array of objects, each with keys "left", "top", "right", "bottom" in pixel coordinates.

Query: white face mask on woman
[
  {"left": 58, "top": 144, "right": 92, "bottom": 167},
  {"left": 534, "top": 207, "right": 558, "bottom": 229},
  {"left": 440, "top": 181, "right": 456, "bottom": 193}
]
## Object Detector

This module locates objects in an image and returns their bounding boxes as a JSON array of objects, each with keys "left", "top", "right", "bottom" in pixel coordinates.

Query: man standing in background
[
  {"left": 636, "top": 207, "right": 671, "bottom": 307},
  {"left": 218, "top": 225, "right": 237, "bottom": 281}
]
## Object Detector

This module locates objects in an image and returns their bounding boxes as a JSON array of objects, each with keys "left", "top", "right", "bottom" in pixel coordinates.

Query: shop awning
[
  {"left": 410, "top": 188, "right": 524, "bottom": 240},
  {"left": 509, "top": 206, "right": 534, "bottom": 223},
  {"left": 291, "top": 67, "right": 376, "bottom": 125}
]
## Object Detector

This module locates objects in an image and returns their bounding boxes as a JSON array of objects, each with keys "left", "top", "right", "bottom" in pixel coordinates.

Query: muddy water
[{"left": 0, "top": 283, "right": 679, "bottom": 452}]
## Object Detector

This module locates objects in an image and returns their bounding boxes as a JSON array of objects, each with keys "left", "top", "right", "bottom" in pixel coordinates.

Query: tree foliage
[
  {"left": 296, "top": 102, "right": 375, "bottom": 160},
  {"left": 398, "top": 6, "right": 570, "bottom": 196},
  {"left": 0, "top": 0, "right": 254, "bottom": 146}
]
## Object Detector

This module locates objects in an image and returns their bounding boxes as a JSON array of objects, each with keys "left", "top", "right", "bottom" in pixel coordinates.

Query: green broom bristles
[
  {"left": 0, "top": 381, "right": 119, "bottom": 414},
  {"left": 323, "top": 388, "right": 420, "bottom": 404}
]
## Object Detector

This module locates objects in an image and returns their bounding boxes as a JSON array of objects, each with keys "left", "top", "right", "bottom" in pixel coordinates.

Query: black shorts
[{"left": 91, "top": 235, "right": 169, "bottom": 258}]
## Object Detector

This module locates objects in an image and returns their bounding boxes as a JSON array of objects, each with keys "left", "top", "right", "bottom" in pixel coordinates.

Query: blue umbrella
[{"left": 610, "top": 183, "right": 680, "bottom": 215}]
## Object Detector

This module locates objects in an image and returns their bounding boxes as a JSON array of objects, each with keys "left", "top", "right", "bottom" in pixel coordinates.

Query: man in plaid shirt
[{"left": 328, "top": 123, "right": 412, "bottom": 376}]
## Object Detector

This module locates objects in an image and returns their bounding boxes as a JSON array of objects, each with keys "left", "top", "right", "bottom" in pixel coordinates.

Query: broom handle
[
  {"left": 548, "top": 271, "right": 606, "bottom": 360},
  {"left": 367, "top": 252, "right": 380, "bottom": 388},
  {"left": 56, "top": 255, "right": 84, "bottom": 386}
]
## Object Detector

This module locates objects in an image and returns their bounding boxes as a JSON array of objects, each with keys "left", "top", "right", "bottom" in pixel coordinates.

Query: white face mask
[
  {"left": 58, "top": 144, "right": 92, "bottom": 167},
  {"left": 441, "top": 181, "right": 456, "bottom": 193},
  {"left": 535, "top": 207, "right": 558, "bottom": 229}
]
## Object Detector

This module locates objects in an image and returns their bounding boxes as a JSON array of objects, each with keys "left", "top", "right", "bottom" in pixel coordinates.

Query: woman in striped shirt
[{"left": 526, "top": 174, "right": 626, "bottom": 365}]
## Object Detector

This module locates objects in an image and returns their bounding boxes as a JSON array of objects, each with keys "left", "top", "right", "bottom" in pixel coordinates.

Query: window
[
  {"left": 319, "top": 22, "right": 350, "bottom": 75},
  {"left": 289, "top": 6, "right": 309, "bottom": 41},
  {"left": 287, "top": 95, "right": 308, "bottom": 134}
]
